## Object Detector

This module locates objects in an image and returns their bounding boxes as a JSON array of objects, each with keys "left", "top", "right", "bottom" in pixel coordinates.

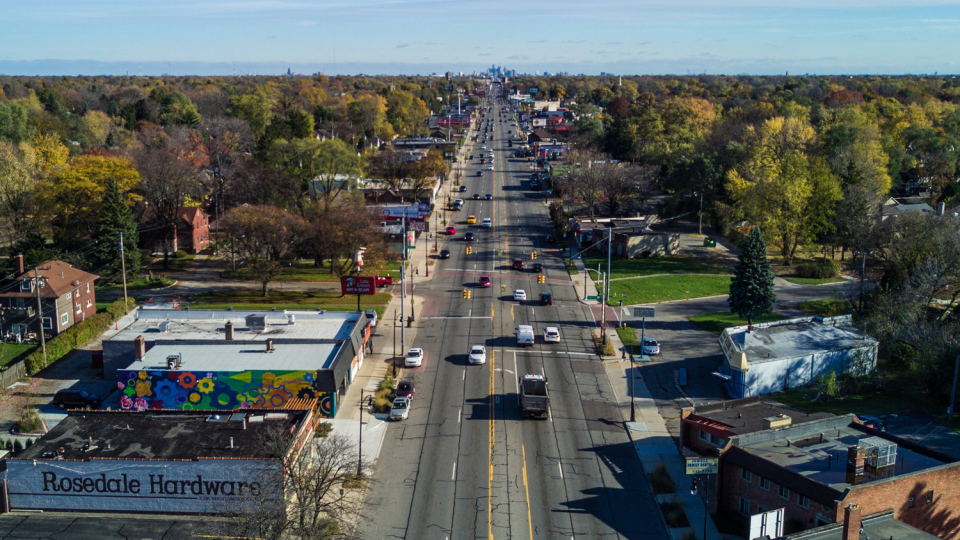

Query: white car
[
  {"left": 642, "top": 338, "right": 661, "bottom": 355},
  {"left": 469, "top": 345, "right": 487, "bottom": 365},
  {"left": 482, "top": 217, "right": 492, "bottom": 228},
  {"left": 544, "top": 327, "right": 561, "bottom": 343},
  {"left": 481, "top": 145, "right": 487, "bottom": 149},
  {"left": 389, "top": 397, "right": 410, "bottom": 421},
  {"left": 405, "top": 347, "right": 424, "bottom": 367},
  {"left": 513, "top": 289, "right": 527, "bottom": 301},
  {"left": 487, "top": 165, "right": 494, "bottom": 171}
]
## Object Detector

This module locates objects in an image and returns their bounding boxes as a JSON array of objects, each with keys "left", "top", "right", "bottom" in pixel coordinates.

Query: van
[{"left": 517, "top": 325, "right": 535, "bottom": 346}]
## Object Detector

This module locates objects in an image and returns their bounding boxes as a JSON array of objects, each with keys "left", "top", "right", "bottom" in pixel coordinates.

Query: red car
[
  {"left": 445, "top": 226, "right": 456, "bottom": 235},
  {"left": 374, "top": 275, "right": 393, "bottom": 287},
  {"left": 395, "top": 380, "right": 415, "bottom": 400},
  {"left": 478, "top": 276, "right": 491, "bottom": 287}
]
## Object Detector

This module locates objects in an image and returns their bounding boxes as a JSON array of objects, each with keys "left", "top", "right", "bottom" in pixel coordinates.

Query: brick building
[
  {"left": 681, "top": 398, "right": 960, "bottom": 539},
  {"left": 0, "top": 256, "right": 99, "bottom": 339}
]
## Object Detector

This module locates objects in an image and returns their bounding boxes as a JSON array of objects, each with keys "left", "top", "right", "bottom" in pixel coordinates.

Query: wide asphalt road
[{"left": 359, "top": 89, "right": 667, "bottom": 539}]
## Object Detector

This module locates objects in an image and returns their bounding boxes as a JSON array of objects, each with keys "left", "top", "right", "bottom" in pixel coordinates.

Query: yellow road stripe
[
  {"left": 511, "top": 304, "right": 514, "bottom": 322},
  {"left": 522, "top": 444, "right": 533, "bottom": 540}
]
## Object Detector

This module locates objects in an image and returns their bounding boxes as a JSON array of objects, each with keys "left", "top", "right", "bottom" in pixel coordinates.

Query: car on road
[
  {"left": 532, "top": 262, "right": 543, "bottom": 273},
  {"left": 545, "top": 234, "right": 556, "bottom": 244},
  {"left": 478, "top": 276, "right": 491, "bottom": 287},
  {"left": 374, "top": 275, "right": 393, "bottom": 287},
  {"left": 487, "top": 165, "right": 494, "bottom": 171},
  {"left": 484, "top": 194, "right": 493, "bottom": 200},
  {"left": 53, "top": 389, "right": 102, "bottom": 410},
  {"left": 389, "top": 397, "right": 410, "bottom": 421},
  {"left": 405, "top": 348, "right": 424, "bottom": 367},
  {"left": 395, "top": 380, "right": 415, "bottom": 400},
  {"left": 469, "top": 345, "right": 487, "bottom": 365},
  {"left": 464, "top": 232, "right": 475, "bottom": 241},
  {"left": 439, "top": 249, "right": 451, "bottom": 259},
  {"left": 467, "top": 215, "right": 477, "bottom": 224},
  {"left": 543, "top": 327, "right": 561, "bottom": 343},
  {"left": 445, "top": 226, "right": 456, "bottom": 235},
  {"left": 477, "top": 170, "right": 483, "bottom": 176},
  {"left": 482, "top": 217, "right": 492, "bottom": 228},
  {"left": 641, "top": 338, "right": 661, "bottom": 356},
  {"left": 539, "top": 292, "right": 553, "bottom": 306},
  {"left": 512, "top": 258, "right": 525, "bottom": 271},
  {"left": 459, "top": 185, "right": 468, "bottom": 192},
  {"left": 513, "top": 289, "right": 527, "bottom": 301},
  {"left": 469, "top": 154, "right": 474, "bottom": 159},
  {"left": 481, "top": 145, "right": 487, "bottom": 149}
]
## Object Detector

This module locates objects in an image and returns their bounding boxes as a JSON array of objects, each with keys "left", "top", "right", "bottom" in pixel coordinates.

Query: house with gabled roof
[{"left": 0, "top": 255, "right": 99, "bottom": 339}]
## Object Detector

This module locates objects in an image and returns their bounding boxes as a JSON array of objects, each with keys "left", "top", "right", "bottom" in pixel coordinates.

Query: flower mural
[{"left": 116, "top": 369, "right": 337, "bottom": 417}]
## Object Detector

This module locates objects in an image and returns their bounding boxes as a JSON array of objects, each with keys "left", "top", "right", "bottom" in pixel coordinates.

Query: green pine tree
[
  {"left": 728, "top": 226, "right": 777, "bottom": 325},
  {"left": 95, "top": 177, "right": 141, "bottom": 283}
]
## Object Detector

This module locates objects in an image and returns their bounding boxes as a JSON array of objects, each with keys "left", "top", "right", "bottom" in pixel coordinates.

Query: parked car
[
  {"left": 513, "top": 289, "right": 527, "bottom": 301},
  {"left": 545, "top": 235, "right": 556, "bottom": 244},
  {"left": 364, "top": 309, "right": 378, "bottom": 327},
  {"left": 642, "top": 338, "right": 661, "bottom": 355},
  {"left": 445, "top": 226, "right": 456, "bottom": 235},
  {"left": 53, "top": 390, "right": 102, "bottom": 410},
  {"left": 374, "top": 275, "right": 393, "bottom": 287},
  {"left": 543, "top": 327, "right": 561, "bottom": 343},
  {"left": 539, "top": 292, "right": 553, "bottom": 305},
  {"left": 469, "top": 345, "right": 487, "bottom": 365},
  {"left": 405, "top": 348, "right": 424, "bottom": 367},
  {"left": 487, "top": 165, "right": 494, "bottom": 171},
  {"left": 512, "top": 258, "right": 525, "bottom": 270},
  {"left": 395, "top": 380, "right": 415, "bottom": 399},
  {"left": 459, "top": 185, "right": 468, "bottom": 192},
  {"left": 389, "top": 397, "right": 410, "bottom": 421},
  {"left": 464, "top": 232, "right": 475, "bottom": 241},
  {"left": 439, "top": 249, "right": 451, "bottom": 259},
  {"left": 478, "top": 276, "right": 491, "bottom": 287}
]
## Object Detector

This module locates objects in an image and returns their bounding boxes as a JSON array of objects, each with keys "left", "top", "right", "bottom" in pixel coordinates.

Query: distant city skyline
[{"left": 3, "top": 0, "right": 960, "bottom": 76}]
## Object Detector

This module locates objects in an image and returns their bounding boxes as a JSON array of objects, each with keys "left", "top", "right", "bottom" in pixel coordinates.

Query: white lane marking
[
  {"left": 458, "top": 408, "right": 462, "bottom": 423},
  {"left": 422, "top": 316, "right": 491, "bottom": 320},
  {"left": 462, "top": 369, "right": 466, "bottom": 381},
  {"left": 558, "top": 462, "right": 563, "bottom": 480},
  {"left": 452, "top": 462, "right": 457, "bottom": 480}
]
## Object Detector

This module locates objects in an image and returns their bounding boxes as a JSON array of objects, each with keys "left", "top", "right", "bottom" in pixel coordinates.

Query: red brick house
[
  {"left": 0, "top": 256, "right": 99, "bottom": 339},
  {"left": 146, "top": 207, "right": 210, "bottom": 255}
]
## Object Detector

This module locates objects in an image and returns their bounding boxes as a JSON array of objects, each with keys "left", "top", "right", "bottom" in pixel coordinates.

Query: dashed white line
[
  {"left": 462, "top": 369, "right": 466, "bottom": 381},
  {"left": 458, "top": 408, "right": 462, "bottom": 423},
  {"left": 558, "top": 462, "right": 563, "bottom": 480},
  {"left": 452, "top": 462, "right": 457, "bottom": 480}
]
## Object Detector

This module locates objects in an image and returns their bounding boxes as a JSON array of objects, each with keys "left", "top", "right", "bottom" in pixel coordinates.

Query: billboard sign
[
  {"left": 533, "top": 118, "right": 547, "bottom": 127},
  {"left": 633, "top": 306, "right": 656, "bottom": 318},
  {"left": 372, "top": 204, "right": 427, "bottom": 222},
  {"left": 341, "top": 276, "right": 376, "bottom": 295},
  {"left": 684, "top": 457, "right": 719, "bottom": 475},
  {"left": 529, "top": 87, "right": 538, "bottom": 94}
]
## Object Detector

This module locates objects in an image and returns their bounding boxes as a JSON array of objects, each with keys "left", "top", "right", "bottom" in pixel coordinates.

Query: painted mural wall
[{"left": 116, "top": 370, "right": 337, "bottom": 417}]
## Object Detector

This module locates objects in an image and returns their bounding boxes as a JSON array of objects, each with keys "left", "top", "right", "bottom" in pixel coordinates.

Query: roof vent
[
  {"left": 158, "top": 321, "right": 171, "bottom": 333},
  {"left": 246, "top": 314, "right": 267, "bottom": 331},
  {"left": 287, "top": 314, "right": 296, "bottom": 325},
  {"left": 763, "top": 414, "right": 792, "bottom": 430}
]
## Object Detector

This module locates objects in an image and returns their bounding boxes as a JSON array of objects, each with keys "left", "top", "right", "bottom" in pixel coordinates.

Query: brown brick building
[
  {"left": 681, "top": 398, "right": 960, "bottom": 539},
  {"left": 0, "top": 256, "right": 99, "bottom": 339}
]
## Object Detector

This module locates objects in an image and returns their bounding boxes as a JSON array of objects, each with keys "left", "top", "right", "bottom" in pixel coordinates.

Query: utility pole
[
  {"left": 858, "top": 251, "right": 867, "bottom": 313},
  {"left": 119, "top": 232, "right": 129, "bottom": 311},
  {"left": 400, "top": 212, "right": 406, "bottom": 355},
  {"left": 950, "top": 353, "right": 960, "bottom": 421},
  {"left": 602, "top": 227, "right": 612, "bottom": 346},
  {"left": 33, "top": 267, "right": 47, "bottom": 364},
  {"left": 698, "top": 191, "right": 704, "bottom": 236}
]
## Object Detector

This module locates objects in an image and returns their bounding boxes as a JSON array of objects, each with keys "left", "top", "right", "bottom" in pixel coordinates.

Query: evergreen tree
[
  {"left": 728, "top": 226, "right": 777, "bottom": 325},
  {"left": 94, "top": 177, "right": 140, "bottom": 282}
]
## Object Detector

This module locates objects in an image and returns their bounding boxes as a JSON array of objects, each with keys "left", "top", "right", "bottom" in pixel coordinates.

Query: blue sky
[{"left": 3, "top": 0, "right": 960, "bottom": 75}]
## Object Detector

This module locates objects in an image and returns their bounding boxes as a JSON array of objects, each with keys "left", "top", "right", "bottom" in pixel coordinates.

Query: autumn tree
[
  {"left": 407, "top": 150, "right": 447, "bottom": 202},
  {"left": 304, "top": 198, "right": 396, "bottom": 278},
  {"left": 0, "top": 141, "right": 38, "bottom": 245},
  {"left": 135, "top": 148, "right": 203, "bottom": 269},
  {"left": 269, "top": 138, "right": 361, "bottom": 210},
  {"left": 220, "top": 204, "right": 308, "bottom": 295},
  {"left": 368, "top": 147, "right": 413, "bottom": 199}
]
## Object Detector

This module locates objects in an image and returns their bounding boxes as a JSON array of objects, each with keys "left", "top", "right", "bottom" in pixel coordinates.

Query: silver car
[
  {"left": 469, "top": 345, "right": 487, "bottom": 365},
  {"left": 389, "top": 397, "right": 410, "bottom": 421}
]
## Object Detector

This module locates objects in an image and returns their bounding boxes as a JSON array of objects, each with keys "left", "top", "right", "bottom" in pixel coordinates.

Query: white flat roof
[
  {"left": 113, "top": 310, "right": 362, "bottom": 343},
  {"left": 138, "top": 341, "right": 341, "bottom": 372},
  {"left": 723, "top": 316, "right": 876, "bottom": 363}
]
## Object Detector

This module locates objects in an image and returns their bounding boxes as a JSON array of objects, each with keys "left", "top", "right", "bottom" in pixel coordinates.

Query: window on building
[
  {"left": 698, "top": 430, "right": 727, "bottom": 447},
  {"left": 86, "top": 299, "right": 92, "bottom": 308},
  {"left": 60, "top": 313, "right": 68, "bottom": 326},
  {"left": 926, "top": 490, "right": 933, "bottom": 503},
  {"left": 759, "top": 477, "right": 770, "bottom": 491},
  {"left": 20, "top": 280, "right": 30, "bottom": 292},
  {"left": 86, "top": 283, "right": 90, "bottom": 293},
  {"left": 757, "top": 506, "right": 767, "bottom": 514},
  {"left": 739, "top": 498, "right": 751, "bottom": 516},
  {"left": 778, "top": 485, "right": 790, "bottom": 500},
  {"left": 42, "top": 317, "right": 52, "bottom": 329},
  {"left": 740, "top": 469, "right": 752, "bottom": 482},
  {"left": 798, "top": 494, "right": 809, "bottom": 509},
  {"left": 699, "top": 430, "right": 710, "bottom": 443},
  {"left": 66, "top": 291, "right": 72, "bottom": 300}
]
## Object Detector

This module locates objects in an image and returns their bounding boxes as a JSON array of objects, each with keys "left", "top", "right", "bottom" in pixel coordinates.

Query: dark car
[
  {"left": 477, "top": 170, "right": 483, "bottom": 177},
  {"left": 512, "top": 258, "right": 525, "bottom": 271},
  {"left": 539, "top": 292, "right": 553, "bottom": 306},
  {"left": 464, "top": 232, "right": 475, "bottom": 241},
  {"left": 469, "top": 154, "right": 474, "bottom": 160},
  {"left": 484, "top": 194, "right": 493, "bottom": 200},
  {"left": 439, "top": 249, "right": 451, "bottom": 259},
  {"left": 473, "top": 194, "right": 480, "bottom": 200},
  {"left": 459, "top": 185, "right": 468, "bottom": 192},
  {"left": 53, "top": 389, "right": 101, "bottom": 410},
  {"left": 532, "top": 262, "right": 543, "bottom": 273},
  {"left": 395, "top": 380, "right": 415, "bottom": 400},
  {"left": 545, "top": 234, "right": 556, "bottom": 244}
]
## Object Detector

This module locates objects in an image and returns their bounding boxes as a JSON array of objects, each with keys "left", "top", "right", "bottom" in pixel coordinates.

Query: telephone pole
[
  {"left": 119, "top": 232, "right": 129, "bottom": 311},
  {"left": 33, "top": 267, "right": 47, "bottom": 364}
]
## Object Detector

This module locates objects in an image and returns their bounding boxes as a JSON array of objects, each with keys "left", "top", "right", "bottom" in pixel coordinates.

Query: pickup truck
[
  {"left": 517, "top": 325, "right": 535, "bottom": 346},
  {"left": 374, "top": 275, "right": 393, "bottom": 287},
  {"left": 519, "top": 374, "right": 549, "bottom": 419}
]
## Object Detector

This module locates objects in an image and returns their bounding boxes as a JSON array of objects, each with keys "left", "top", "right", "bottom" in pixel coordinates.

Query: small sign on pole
[
  {"left": 633, "top": 306, "right": 656, "bottom": 318},
  {"left": 684, "top": 457, "right": 719, "bottom": 475}
]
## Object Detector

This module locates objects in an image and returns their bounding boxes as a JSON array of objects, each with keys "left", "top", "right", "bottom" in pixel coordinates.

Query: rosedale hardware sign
[{"left": 5, "top": 461, "right": 280, "bottom": 514}]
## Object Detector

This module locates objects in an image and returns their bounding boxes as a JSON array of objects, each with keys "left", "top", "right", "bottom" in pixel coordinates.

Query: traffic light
[
  {"left": 531, "top": 250, "right": 538, "bottom": 260},
  {"left": 466, "top": 246, "right": 472, "bottom": 255},
  {"left": 537, "top": 274, "right": 545, "bottom": 284},
  {"left": 463, "top": 289, "right": 468, "bottom": 299}
]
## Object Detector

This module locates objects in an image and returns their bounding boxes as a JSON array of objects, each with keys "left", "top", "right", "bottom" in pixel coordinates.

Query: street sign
[
  {"left": 587, "top": 295, "right": 602, "bottom": 301},
  {"left": 341, "top": 276, "right": 376, "bottom": 295},
  {"left": 633, "top": 306, "right": 656, "bottom": 318},
  {"left": 684, "top": 457, "right": 719, "bottom": 475}
]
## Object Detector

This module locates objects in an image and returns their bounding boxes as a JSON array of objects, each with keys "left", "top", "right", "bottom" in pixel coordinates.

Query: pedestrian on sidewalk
[
  {"left": 415, "top": 268, "right": 419, "bottom": 276},
  {"left": 622, "top": 348, "right": 627, "bottom": 360}
]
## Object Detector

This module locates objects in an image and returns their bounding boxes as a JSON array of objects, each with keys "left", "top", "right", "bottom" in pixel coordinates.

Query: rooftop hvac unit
[
  {"left": 246, "top": 314, "right": 267, "bottom": 331},
  {"left": 860, "top": 436, "right": 897, "bottom": 469}
]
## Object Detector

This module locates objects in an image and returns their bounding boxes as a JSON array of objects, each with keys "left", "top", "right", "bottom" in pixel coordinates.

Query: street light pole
[{"left": 358, "top": 388, "right": 364, "bottom": 477}]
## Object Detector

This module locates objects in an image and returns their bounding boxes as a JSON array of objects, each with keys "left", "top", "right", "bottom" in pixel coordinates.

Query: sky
[{"left": 3, "top": 0, "right": 960, "bottom": 76}]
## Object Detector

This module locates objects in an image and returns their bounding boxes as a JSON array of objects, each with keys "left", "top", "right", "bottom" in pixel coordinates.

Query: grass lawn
[
  {"left": 688, "top": 311, "right": 788, "bottom": 335},
  {"left": 616, "top": 326, "right": 638, "bottom": 354},
  {"left": 222, "top": 260, "right": 402, "bottom": 283},
  {"left": 774, "top": 371, "right": 926, "bottom": 419},
  {"left": 99, "top": 276, "right": 175, "bottom": 291},
  {"left": 584, "top": 254, "right": 732, "bottom": 279},
  {"left": 0, "top": 343, "right": 38, "bottom": 368},
  {"left": 188, "top": 290, "right": 391, "bottom": 317},
  {"left": 783, "top": 276, "right": 846, "bottom": 285},
  {"left": 147, "top": 254, "right": 196, "bottom": 273},
  {"left": 798, "top": 298, "right": 853, "bottom": 317},
  {"left": 606, "top": 275, "right": 732, "bottom": 305},
  {"left": 564, "top": 259, "right": 579, "bottom": 275}
]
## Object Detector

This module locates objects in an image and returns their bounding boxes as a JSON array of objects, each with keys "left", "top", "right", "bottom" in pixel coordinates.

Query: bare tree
[
  {"left": 367, "top": 147, "right": 412, "bottom": 200},
  {"left": 304, "top": 199, "right": 397, "bottom": 279},
  {"left": 202, "top": 116, "right": 255, "bottom": 232},
  {"left": 220, "top": 204, "right": 308, "bottom": 295},
  {"left": 135, "top": 148, "right": 203, "bottom": 269}
]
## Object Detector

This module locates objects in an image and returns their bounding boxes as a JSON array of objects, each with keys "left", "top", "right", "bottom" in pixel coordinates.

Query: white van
[{"left": 517, "top": 325, "right": 535, "bottom": 346}]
